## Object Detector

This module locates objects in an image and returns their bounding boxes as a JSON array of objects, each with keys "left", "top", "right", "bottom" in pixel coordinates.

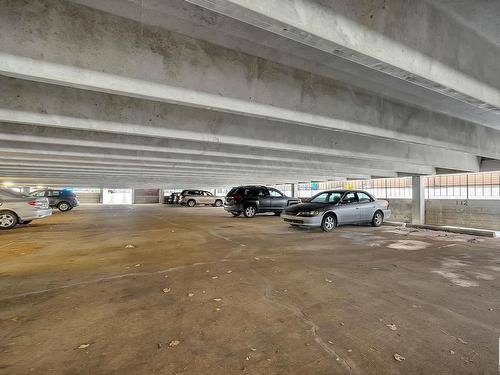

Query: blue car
[{"left": 31, "top": 189, "right": 80, "bottom": 212}]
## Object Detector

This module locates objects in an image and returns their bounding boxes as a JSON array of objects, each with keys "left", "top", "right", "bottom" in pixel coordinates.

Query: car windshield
[{"left": 309, "top": 191, "right": 343, "bottom": 204}]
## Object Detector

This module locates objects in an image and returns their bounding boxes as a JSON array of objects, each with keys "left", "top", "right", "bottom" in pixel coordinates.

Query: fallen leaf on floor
[
  {"left": 78, "top": 344, "right": 90, "bottom": 349},
  {"left": 245, "top": 356, "right": 250, "bottom": 361},
  {"left": 215, "top": 307, "right": 221, "bottom": 311},
  {"left": 457, "top": 337, "right": 467, "bottom": 344},
  {"left": 386, "top": 323, "right": 397, "bottom": 331},
  {"left": 254, "top": 257, "right": 260, "bottom": 260},
  {"left": 450, "top": 350, "right": 455, "bottom": 355},
  {"left": 250, "top": 348, "right": 257, "bottom": 351},
  {"left": 188, "top": 293, "right": 194, "bottom": 297},
  {"left": 325, "top": 279, "right": 333, "bottom": 283},
  {"left": 134, "top": 264, "right": 141, "bottom": 267},
  {"left": 328, "top": 341, "right": 334, "bottom": 345},
  {"left": 227, "top": 270, "right": 233, "bottom": 273},
  {"left": 393, "top": 353, "right": 405, "bottom": 362},
  {"left": 340, "top": 322, "right": 345, "bottom": 326},
  {"left": 164, "top": 275, "right": 168, "bottom": 278},
  {"left": 162, "top": 288, "right": 171, "bottom": 293},
  {"left": 335, "top": 358, "right": 340, "bottom": 361},
  {"left": 213, "top": 298, "right": 222, "bottom": 302},
  {"left": 168, "top": 340, "right": 180, "bottom": 347},
  {"left": 125, "top": 244, "right": 136, "bottom": 248},
  {"left": 211, "top": 276, "right": 218, "bottom": 279},
  {"left": 347, "top": 349, "right": 352, "bottom": 353}
]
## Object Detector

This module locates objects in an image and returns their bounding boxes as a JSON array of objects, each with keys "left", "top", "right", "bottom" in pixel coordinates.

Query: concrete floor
[{"left": 0, "top": 205, "right": 499, "bottom": 375}]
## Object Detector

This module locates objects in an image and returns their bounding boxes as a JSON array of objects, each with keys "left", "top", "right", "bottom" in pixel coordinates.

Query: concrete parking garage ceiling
[{"left": 0, "top": 0, "right": 499, "bottom": 188}]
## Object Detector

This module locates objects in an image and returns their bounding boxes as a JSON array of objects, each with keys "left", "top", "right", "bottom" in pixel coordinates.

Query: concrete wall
[
  {"left": 387, "top": 199, "right": 412, "bottom": 223},
  {"left": 133, "top": 189, "right": 160, "bottom": 204},
  {"left": 388, "top": 198, "right": 500, "bottom": 231},
  {"left": 77, "top": 192, "right": 101, "bottom": 204},
  {"left": 426, "top": 199, "right": 500, "bottom": 231}
]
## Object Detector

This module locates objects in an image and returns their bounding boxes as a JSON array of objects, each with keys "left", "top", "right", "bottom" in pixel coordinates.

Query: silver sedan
[
  {"left": 281, "top": 190, "right": 391, "bottom": 232},
  {"left": 0, "top": 188, "right": 51, "bottom": 230}
]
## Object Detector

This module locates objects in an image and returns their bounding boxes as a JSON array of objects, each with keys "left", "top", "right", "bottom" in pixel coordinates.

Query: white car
[
  {"left": 179, "top": 190, "right": 225, "bottom": 207},
  {"left": 0, "top": 188, "right": 52, "bottom": 230}
]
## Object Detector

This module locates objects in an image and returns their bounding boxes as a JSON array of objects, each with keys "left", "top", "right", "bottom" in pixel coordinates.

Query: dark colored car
[
  {"left": 165, "top": 192, "right": 181, "bottom": 204},
  {"left": 224, "top": 186, "right": 300, "bottom": 218},
  {"left": 30, "top": 189, "right": 79, "bottom": 212}
]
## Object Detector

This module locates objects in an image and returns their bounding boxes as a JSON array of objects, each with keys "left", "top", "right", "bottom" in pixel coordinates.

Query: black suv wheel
[{"left": 243, "top": 205, "right": 256, "bottom": 218}]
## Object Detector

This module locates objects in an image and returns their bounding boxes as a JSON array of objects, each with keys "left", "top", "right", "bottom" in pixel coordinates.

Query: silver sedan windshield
[{"left": 309, "top": 192, "right": 343, "bottom": 204}]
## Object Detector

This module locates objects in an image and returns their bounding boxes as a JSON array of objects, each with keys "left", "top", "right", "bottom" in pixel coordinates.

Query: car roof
[{"left": 317, "top": 189, "right": 372, "bottom": 194}]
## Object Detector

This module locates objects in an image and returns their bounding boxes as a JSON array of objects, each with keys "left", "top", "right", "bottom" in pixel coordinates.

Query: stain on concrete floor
[{"left": 0, "top": 205, "right": 499, "bottom": 374}]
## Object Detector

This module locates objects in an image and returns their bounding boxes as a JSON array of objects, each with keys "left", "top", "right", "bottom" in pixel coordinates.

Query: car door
[
  {"left": 268, "top": 188, "right": 287, "bottom": 210},
  {"left": 256, "top": 187, "right": 271, "bottom": 210},
  {"left": 357, "top": 192, "right": 377, "bottom": 222},
  {"left": 204, "top": 191, "right": 215, "bottom": 205},
  {"left": 335, "top": 192, "right": 361, "bottom": 224},
  {"left": 197, "top": 191, "right": 206, "bottom": 204},
  {"left": 195, "top": 191, "right": 205, "bottom": 204},
  {"left": 45, "top": 190, "right": 58, "bottom": 206}
]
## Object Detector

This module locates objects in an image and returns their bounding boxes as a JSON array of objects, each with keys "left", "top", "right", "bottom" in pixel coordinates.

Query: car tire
[
  {"left": 321, "top": 213, "right": 336, "bottom": 232},
  {"left": 274, "top": 212, "right": 281, "bottom": 216},
  {"left": 57, "top": 201, "right": 72, "bottom": 212},
  {"left": 187, "top": 199, "right": 196, "bottom": 207},
  {"left": 243, "top": 205, "right": 257, "bottom": 218},
  {"left": 0, "top": 210, "right": 18, "bottom": 230},
  {"left": 371, "top": 211, "right": 384, "bottom": 227},
  {"left": 231, "top": 212, "right": 241, "bottom": 217},
  {"left": 214, "top": 199, "right": 223, "bottom": 207}
]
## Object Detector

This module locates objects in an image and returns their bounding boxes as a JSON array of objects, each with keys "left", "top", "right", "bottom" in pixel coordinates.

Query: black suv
[
  {"left": 224, "top": 186, "right": 300, "bottom": 218},
  {"left": 31, "top": 189, "right": 79, "bottom": 212}
]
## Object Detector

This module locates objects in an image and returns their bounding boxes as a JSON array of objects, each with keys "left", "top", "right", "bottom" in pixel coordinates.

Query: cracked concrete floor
[{"left": 0, "top": 205, "right": 499, "bottom": 374}]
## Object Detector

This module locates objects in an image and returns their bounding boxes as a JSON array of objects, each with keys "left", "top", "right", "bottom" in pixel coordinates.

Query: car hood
[{"left": 284, "top": 202, "right": 333, "bottom": 213}]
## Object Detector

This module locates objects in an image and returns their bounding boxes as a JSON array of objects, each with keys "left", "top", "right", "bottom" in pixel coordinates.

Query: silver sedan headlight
[{"left": 296, "top": 211, "right": 320, "bottom": 217}]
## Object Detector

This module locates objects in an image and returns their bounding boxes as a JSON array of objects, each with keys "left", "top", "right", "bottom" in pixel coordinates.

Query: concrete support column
[
  {"left": 159, "top": 189, "right": 164, "bottom": 204},
  {"left": 98, "top": 188, "right": 103, "bottom": 204},
  {"left": 290, "top": 183, "right": 298, "bottom": 198},
  {"left": 411, "top": 176, "right": 425, "bottom": 225}
]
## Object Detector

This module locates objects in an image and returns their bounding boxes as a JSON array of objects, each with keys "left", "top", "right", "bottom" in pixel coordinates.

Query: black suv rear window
[{"left": 227, "top": 187, "right": 242, "bottom": 196}]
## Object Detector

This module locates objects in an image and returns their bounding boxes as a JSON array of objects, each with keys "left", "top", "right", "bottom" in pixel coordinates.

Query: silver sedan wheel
[
  {"left": 373, "top": 211, "right": 383, "bottom": 227},
  {"left": 0, "top": 212, "right": 16, "bottom": 229},
  {"left": 322, "top": 215, "right": 335, "bottom": 232}
]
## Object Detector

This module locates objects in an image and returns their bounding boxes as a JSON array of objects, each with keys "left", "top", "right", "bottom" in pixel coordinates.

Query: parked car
[
  {"left": 0, "top": 188, "right": 51, "bottom": 230},
  {"left": 30, "top": 189, "right": 79, "bottom": 212},
  {"left": 179, "top": 190, "right": 224, "bottom": 207},
  {"left": 166, "top": 192, "right": 181, "bottom": 204},
  {"left": 281, "top": 190, "right": 390, "bottom": 232},
  {"left": 224, "top": 186, "right": 300, "bottom": 218}
]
